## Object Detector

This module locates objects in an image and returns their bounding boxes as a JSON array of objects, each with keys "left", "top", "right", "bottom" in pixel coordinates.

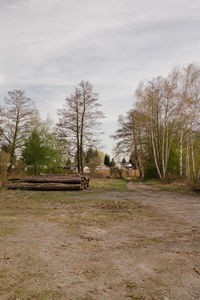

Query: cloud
[
  {"left": 0, "top": 0, "right": 200, "bottom": 154},
  {"left": 0, "top": 73, "right": 6, "bottom": 84}
]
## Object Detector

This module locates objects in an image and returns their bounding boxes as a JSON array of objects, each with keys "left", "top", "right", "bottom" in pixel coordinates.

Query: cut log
[
  {"left": 4, "top": 183, "right": 82, "bottom": 191},
  {"left": 15, "top": 177, "right": 81, "bottom": 184},
  {"left": 6, "top": 174, "right": 89, "bottom": 191},
  {"left": 9, "top": 175, "right": 80, "bottom": 181},
  {"left": 193, "top": 185, "right": 200, "bottom": 191}
]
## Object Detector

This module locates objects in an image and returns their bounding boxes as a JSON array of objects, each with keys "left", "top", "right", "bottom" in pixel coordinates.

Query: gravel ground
[{"left": 0, "top": 182, "right": 200, "bottom": 300}]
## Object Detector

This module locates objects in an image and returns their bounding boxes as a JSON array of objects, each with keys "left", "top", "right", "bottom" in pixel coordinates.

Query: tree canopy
[{"left": 56, "top": 81, "right": 104, "bottom": 173}]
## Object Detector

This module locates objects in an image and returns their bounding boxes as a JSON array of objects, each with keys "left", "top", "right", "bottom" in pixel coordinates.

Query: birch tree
[{"left": 134, "top": 74, "right": 178, "bottom": 180}]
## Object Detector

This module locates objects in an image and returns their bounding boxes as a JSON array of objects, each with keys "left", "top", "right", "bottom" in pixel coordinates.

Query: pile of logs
[
  {"left": 4, "top": 174, "right": 89, "bottom": 191},
  {"left": 193, "top": 185, "right": 200, "bottom": 192}
]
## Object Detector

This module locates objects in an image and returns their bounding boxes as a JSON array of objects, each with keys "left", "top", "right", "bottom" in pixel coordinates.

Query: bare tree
[
  {"left": 0, "top": 89, "right": 37, "bottom": 171},
  {"left": 56, "top": 81, "right": 104, "bottom": 173},
  {"left": 113, "top": 109, "right": 145, "bottom": 178},
  {"left": 114, "top": 69, "right": 180, "bottom": 180},
  {"left": 176, "top": 64, "right": 200, "bottom": 181},
  {"left": 114, "top": 64, "right": 200, "bottom": 182},
  {"left": 134, "top": 74, "right": 178, "bottom": 180}
]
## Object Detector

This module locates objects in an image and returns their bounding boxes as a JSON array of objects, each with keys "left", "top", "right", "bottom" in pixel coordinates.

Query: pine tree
[
  {"left": 104, "top": 154, "right": 111, "bottom": 167},
  {"left": 121, "top": 157, "right": 126, "bottom": 164},
  {"left": 110, "top": 158, "right": 115, "bottom": 167}
]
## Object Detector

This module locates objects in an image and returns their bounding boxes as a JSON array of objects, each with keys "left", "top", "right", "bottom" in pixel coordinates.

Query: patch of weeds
[
  {"left": 126, "top": 282, "right": 137, "bottom": 289},
  {"left": 94, "top": 199, "right": 156, "bottom": 221},
  {"left": 0, "top": 222, "right": 16, "bottom": 236},
  {"left": 139, "top": 237, "right": 165, "bottom": 244},
  {"left": 0, "top": 268, "right": 9, "bottom": 281},
  {"left": 76, "top": 296, "right": 94, "bottom": 300},
  {"left": 150, "top": 237, "right": 164, "bottom": 243},
  {"left": 140, "top": 211, "right": 155, "bottom": 218},
  {"left": 144, "top": 179, "right": 197, "bottom": 195},
  {"left": 11, "top": 289, "right": 64, "bottom": 300},
  {"left": 96, "top": 200, "right": 131, "bottom": 210},
  {"left": 113, "top": 212, "right": 131, "bottom": 219},
  {"left": 31, "top": 208, "right": 50, "bottom": 217},
  {"left": 83, "top": 269, "right": 99, "bottom": 280},
  {"left": 127, "top": 294, "right": 144, "bottom": 299},
  {"left": 31, "top": 191, "right": 83, "bottom": 202},
  {"left": 0, "top": 211, "right": 20, "bottom": 217},
  {"left": 150, "top": 277, "right": 167, "bottom": 287}
]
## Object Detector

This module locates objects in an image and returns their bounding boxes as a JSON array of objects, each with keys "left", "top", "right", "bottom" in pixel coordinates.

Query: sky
[{"left": 0, "top": 0, "right": 200, "bottom": 156}]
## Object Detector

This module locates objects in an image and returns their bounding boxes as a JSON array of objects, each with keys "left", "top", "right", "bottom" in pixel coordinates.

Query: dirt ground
[{"left": 0, "top": 181, "right": 200, "bottom": 300}]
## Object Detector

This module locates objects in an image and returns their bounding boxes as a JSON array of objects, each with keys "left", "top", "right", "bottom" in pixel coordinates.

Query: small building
[
  {"left": 121, "top": 162, "right": 133, "bottom": 169},
  {"left": 95, "top": 163, "right": 110, "bottom": 170},
  {"left": 83, "top": 166, "right": 90, "bottom": 174}
]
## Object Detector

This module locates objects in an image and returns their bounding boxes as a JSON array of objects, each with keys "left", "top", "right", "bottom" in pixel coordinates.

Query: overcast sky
[{"left": 0, "top": 0, "right": 200, "bottom": 155}]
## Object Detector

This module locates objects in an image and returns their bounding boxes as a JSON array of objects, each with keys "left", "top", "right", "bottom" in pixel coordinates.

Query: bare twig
[{"left": 194, "top": 267, "right": 200, "bottom": 275}]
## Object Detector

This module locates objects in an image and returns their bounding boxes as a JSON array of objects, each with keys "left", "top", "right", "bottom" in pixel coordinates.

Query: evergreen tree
[
  {"left": 22, "top": 129, "right": 47, "bottom": 175},
  {"left": 104, "top": 154, "right": 111, "bottom": 167},
  {"left": 121, "top": 157, "right": 126, "bottom": 164},
  {"left": 66, "top": 158, "right": 72, "bottom": 168},
  {"left": 22, "top": 129, "right": 62, "bottom": 175},
  {"left": 110, "top": 158, "right": 116, "bottom": 167},
  {"left": 85, "top": 148, "right": 102, "bottom": 172},
  {"left": 129, "top": 153, "right": 136, "bottom": 168},
  {"left": 85, "top": 148, "right": 93, "bottom": 164}
]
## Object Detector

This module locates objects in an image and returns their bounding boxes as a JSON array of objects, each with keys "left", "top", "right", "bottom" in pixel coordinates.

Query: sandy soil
[{"left": 0, "top": 182, "right": 200, "bottom": 299}]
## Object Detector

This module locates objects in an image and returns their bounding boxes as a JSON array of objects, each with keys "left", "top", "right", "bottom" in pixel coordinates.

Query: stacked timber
[
  {"left": 193, "top": 185, "right": 200, "bottom": 192},
  {"left": 4, "top": 174, "right": 89, "bottom": 191}
]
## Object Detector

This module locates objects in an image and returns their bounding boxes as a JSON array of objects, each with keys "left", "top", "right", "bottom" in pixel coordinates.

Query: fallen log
[
  {"left": 193, "top": 185, "right": 200, "bottom": 191},
  {"left": 6, "top": 174, "right": 89, "bottom": 191},
  {"left": 15, "top": 177, "right": 82, "bottom": 184},
  {"left": 8, "top": 175, "right": 81, "bottom": 181},
  {"left": 4, "top": 183, "right": 82, "bottom": 191}
]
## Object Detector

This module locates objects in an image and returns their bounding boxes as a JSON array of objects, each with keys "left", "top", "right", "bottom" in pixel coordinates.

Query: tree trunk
[
  {"left": 8, "top": 115, "right": 19, "bottom": 172},
  {"left": 179, "top": 128, "right": 183, "bottom": 178},
  {"left": 80, "top": 92, "right": 86, "bottom": 174},
  {"left": 76, "top": 104, "right": 80, "bottom": 173},
  {"left": 151, "top": 123, "right": 162, "bottom": 180},
  {"left": 191, "top": 135, "right": 197, "bottom": 183},
  {"left": 185, "top": 133, "right": 191, "bottom": 181},
  {"left": 161, "top": 120, "right": 166, "bottom": 179}
]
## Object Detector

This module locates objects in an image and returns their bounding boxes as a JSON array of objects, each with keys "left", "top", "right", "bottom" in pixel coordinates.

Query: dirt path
[
  {"left": 127, "top": 181, "right": 200, "bottom": 226},
  {"left": 0, "top": 185, "right": 200, "bottom": 299}
]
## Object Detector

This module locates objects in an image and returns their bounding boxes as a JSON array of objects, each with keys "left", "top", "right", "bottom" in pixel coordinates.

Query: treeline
[
  {"left": 1, "top": 64, "right": 200, "bottom": 182},
  {"left": 113, "top": 64, "right": 200, "bottom": 182},
  {"left": 0, "top": 81, "right": 104, "bottom": 175}
]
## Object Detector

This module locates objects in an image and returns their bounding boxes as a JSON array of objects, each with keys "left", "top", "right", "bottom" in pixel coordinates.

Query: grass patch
[
  {"left": 0, "top": 189, "right": 93, "bottom": 219},
  {"left": 127, "top": 294, "right": 143, "bottom": 299},
  {"left": 150, "top": 277, "right": 167, "bottom": 287},
  {"left": 0, "top": 221, "right": 17, "bottom": 236},
  {"left": 31, "top": 191, "right": 84, "bottom": 201},
  {"left": 137, "top": 237, "right": 165, "bottom": 245},
  {"left": 90, "top": 178, "right": 128, "bottom": 192},
  {"left": 143, "top": 179, "right": 198, "bottom": 195},
  {"left": 11, "top": 289, "right": 64, "bottom": 300},
  {"left": 126, "top": 282, "right": 137, "bottom": 289},
  {"left": 95, "top": 199, "right": 156, "bottom": 220}
]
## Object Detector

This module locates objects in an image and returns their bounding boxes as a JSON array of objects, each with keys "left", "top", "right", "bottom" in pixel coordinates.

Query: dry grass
[
  {"left": 142, "top": 179, "right": 199, "bottom": 195},
  {"left": 1, "top": 181, "right": 200, "bottom": 299}
]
